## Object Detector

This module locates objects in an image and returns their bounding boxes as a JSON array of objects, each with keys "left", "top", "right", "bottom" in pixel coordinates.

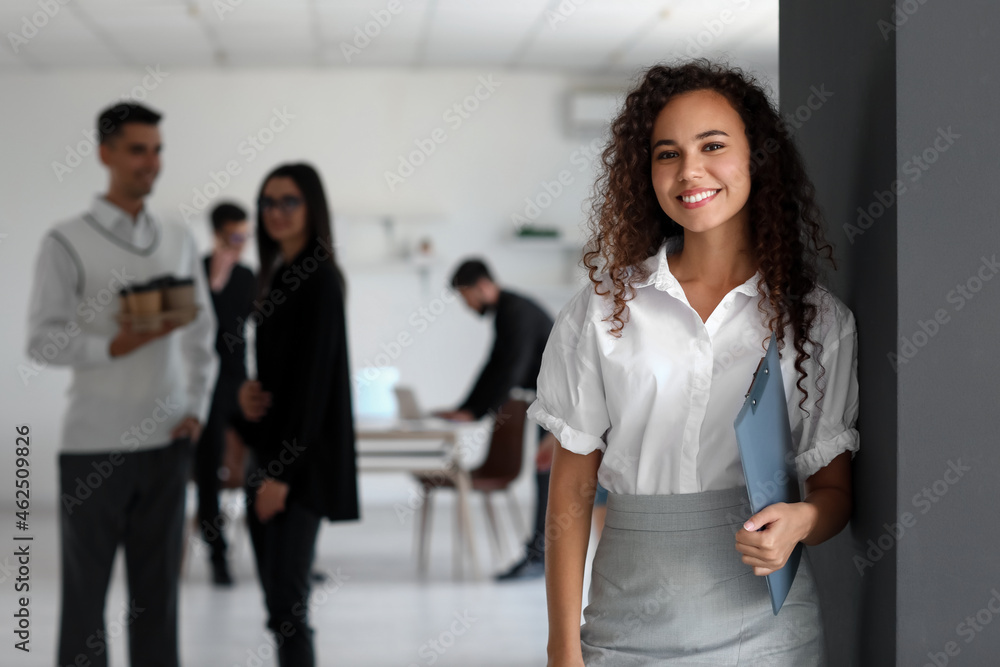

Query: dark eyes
[{"left": 655, "top": 143, "right": 725, "bottom": 159}]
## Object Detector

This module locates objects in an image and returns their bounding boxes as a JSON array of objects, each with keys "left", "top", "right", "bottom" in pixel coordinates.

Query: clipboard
[{"left": 733, "top": 331, "right": 801, "bottom": 615}]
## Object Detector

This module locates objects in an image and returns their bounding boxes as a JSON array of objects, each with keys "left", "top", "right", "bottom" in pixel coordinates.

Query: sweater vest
[{"left": 50, "top": 214, "right": 197, "bottom": 452}]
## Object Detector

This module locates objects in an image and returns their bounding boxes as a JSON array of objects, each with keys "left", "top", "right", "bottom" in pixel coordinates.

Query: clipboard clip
[{"left": 744, "top": 353, "right": 768, "bottom": 400}]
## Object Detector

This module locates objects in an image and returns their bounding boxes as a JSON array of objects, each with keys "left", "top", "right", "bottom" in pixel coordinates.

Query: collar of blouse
[{"left": 631, "top": 236, "right": 766, "bottom": 300}]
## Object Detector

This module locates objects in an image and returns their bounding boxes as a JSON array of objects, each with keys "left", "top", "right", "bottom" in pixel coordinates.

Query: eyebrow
[{"left": 652, "top": 129, "right": 730, "bottom": 148}]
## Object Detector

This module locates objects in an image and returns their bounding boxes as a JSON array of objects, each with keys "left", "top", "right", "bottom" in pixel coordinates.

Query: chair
[{"left": 413, "top": 397, "right": 530, "bottom": 576}]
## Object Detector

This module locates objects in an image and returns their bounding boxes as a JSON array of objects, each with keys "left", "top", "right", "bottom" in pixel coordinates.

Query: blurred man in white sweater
[{"left": 26, "top": 102, "right": 217, "bottom": 667}]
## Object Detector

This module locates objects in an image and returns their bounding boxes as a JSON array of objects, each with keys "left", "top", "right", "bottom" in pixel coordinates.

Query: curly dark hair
[{"left": 582, "top": 60, "right": 835, "bottom": 409}]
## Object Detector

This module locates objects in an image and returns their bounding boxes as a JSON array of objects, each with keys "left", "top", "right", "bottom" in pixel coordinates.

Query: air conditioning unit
[{"left": 563, "top": 89, "right": 622, "bottom": 138}]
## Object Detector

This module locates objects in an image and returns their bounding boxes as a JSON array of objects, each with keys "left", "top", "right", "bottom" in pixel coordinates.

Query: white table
[{"left": 356, "top": 417, "right": 487, "bottom": 580}]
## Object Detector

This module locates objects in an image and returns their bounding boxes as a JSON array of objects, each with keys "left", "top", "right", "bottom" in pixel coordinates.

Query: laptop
[{"left": 394, "top": 386, "right": 425, "bottom": 420}]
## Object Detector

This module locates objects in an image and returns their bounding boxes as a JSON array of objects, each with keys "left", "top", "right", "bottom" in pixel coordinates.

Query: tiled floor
[{"left": 4, "top": 473, "right": 599, "bottom": 666}]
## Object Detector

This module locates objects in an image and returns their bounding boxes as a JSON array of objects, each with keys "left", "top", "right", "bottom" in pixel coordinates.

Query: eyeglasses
[
  {"left": 226, "top": 232, "right": 248, "bottom": 245},
  {"left": 258, "top": 195, "right": 303, "bottom": 214}
]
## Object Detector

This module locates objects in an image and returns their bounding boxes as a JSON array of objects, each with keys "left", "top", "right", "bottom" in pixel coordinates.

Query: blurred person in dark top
[
  {"left": 435, "top": 259, "right": 556, "bottom": 581},
  {"left": 195, "top": 201, "right": 255, "bottom": 586},
  {"left": 237, "top": 163, "right": 358, "bottom": 667}
]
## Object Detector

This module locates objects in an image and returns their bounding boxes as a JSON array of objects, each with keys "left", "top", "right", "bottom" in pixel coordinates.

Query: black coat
[
  {"left": 459, "top": 289, "right": 554, "bottom": 419},
  {"left": 246, "top": 238, "right": 359, "bottom": 522},
  {"left": 201, "top": 255, "right": 255, "bottom": 382}
]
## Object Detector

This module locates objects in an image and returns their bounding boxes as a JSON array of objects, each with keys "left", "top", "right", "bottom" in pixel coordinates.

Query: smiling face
[
  {"left": 99, "top": 123, "right": 161, "bottom": 199},
  {"left": 650, "top": 89, "right": 752, "bottom": 239},
  {"left": 260, "top": 176, "right": 308, "bottom": 246}
]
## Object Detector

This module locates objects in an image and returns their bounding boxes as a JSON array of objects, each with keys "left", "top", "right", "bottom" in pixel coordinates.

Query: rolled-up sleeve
[
  {"left": 527, "top": 285, "right": 610, "bottom": 455},
  {"left": 794, "top": 305, "right": 860, "bottom": 480}
]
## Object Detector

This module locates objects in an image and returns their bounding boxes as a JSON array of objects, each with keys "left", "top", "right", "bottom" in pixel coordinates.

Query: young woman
[
  {"left": 238, "top": 163, "right": 359, "bottom": 667},
  {"left": 530, "top": 62, "right": 859, "bottom": 666}
]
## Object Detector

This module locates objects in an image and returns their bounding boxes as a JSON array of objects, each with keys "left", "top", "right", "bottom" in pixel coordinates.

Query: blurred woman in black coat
[{"left": 238, "top": 162, "right": 358, "bottom": 667}]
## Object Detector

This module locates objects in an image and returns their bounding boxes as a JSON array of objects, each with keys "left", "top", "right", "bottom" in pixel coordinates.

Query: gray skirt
[{"left": 581, "top": 486, "right": 826, "bottom": 666}]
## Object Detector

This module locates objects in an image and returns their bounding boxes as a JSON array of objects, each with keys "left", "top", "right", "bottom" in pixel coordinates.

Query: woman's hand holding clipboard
[{"left": 732, "top": 332, "right": 806, "bottom": 614}]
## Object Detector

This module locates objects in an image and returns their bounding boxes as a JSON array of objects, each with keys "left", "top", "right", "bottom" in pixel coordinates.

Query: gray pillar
[
  {"left": 895, "top": 0, "right": 1000, "bottom": 665},
  {"left": 781, "top": 0, "right": 1000, "bottom": 665},
  {"left": 780, "top": 2, "right": 898, "bottom": 665}
]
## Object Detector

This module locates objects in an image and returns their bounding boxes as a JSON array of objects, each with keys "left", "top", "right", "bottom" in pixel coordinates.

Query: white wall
[
  {"left": 0, "top": 61, "right": 781, "bottom": 505},
  {"left": 0, "top": 66, "right": 620, "bottom": 505}
]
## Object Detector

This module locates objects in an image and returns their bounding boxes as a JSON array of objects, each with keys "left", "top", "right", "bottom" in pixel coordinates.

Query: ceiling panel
[
  {"left": 190, "top": 0, "right": 312, "bottom": 24},
  {"left": 0, "top": 0, "right": 777, "bottom": 73},
  {"left": 420, "top": 2, "right": 545, "bottom": 66},
  {"left": 14, "top": 9, "right": 124, "bottom": 67},
  {"left": 316, "top": 0, "right": 428, "bottom": 66}
]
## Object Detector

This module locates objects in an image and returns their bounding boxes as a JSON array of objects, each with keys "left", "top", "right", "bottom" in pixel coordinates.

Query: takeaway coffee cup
[
  {"left": 125, "top": 283, "right": 162, "bottom": 316},
  {"left": 163, "top": 277, "right": 196, "bottom": 310}
]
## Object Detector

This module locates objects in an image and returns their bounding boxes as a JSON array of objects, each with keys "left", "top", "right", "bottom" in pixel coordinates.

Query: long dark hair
[
  {"left": 255, "top": 162, "right": 341, "bottom": 297},
  {"left": 583, "top": 60, "right": 835, "bottom": 409}
]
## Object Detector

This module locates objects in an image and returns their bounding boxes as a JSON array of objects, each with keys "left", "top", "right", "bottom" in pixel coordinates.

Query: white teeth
[{"left": 681, "top": 189, "right": 719, "bottom": 204}]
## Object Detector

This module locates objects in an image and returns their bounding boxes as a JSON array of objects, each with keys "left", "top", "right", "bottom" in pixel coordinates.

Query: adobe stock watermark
[
  {"left": 542, "top": 486, "right": 596, "bottom": 554},
  {"left": 19, "top": 266, "right": 136, "bottom": 386},
  {"left": 740, "top": 84, "right": 835, "bottom": 181},
  {"left": 51, "top": 66, "right": 171, "bottom": 183},
  {"left": 711, "top": 328, "right": 769, "bottom": 376},
  {"left": 0, "top": 555, "right": 18, "bottom": 586},
  {"left": 877, "top": 0, "right": 932, "bottom": 41},
  {"left": 60, "top": 395, "right": 184, "bottom": 515},
  {"left": 682, "top": 0, "right": 752, "bottom": 58},
  {"left": 70, "top": 599, "right": 145, "bottom": 663},
  {"left": 394, "top": 467, "right": 450, "bottom": 524},
  {"left": 290, "top": 566, "right": 349, "bottom": 620},
  {"left": 597, "top": 444, "right": 638, "bottom": 485},
  {"left": 853, "top": 458, "right": 971, "bottom": 575},
  {"left": 546, "top": 0, "right": 590, "bottom": 29},
  {"left": 888, "top": 253, "right": 998, "bottom": 372},
  {"left": 510, "top": 137, "right": 605, "bottom": 232},
  {"left": 353, "top": 287, "right": 459, "bottom": 389},
  {"left": 188, "top": 493, "right": 251, "bottom": 561},
  {"left": 232, "top": 566, "right": 349, "bottom": 667},
  {"left": 780, "top": 85, "right": 834, "bottom": 137},
  {"left": 393, "top": 404, "right": 516, "bottom": 523},
  {"left": 844, "top": 126, "right": 960, "bottom": 244},
  {"left": 245, "top": 440, "right": 307, "bottom": 490},
  {"left": 384, "top": 75, "right": 502, "bottom": 192},
  {"left": 339, "top": 0, "right": 415, "bottom": 63},
  {"left": 406, "top": 610, "right": 477, "bottom": 667},
  {"left": 213, "top": 0, "right": 246, "bottom": 20},
  {"left": 7, "top": 0, "right": 72, "bottom": 54},
  {"left": 179, "top": 107, "right": 295, "bottom": 222},
  {"left": 599, "top": 577, "right": 681, "bottom": 645},
  {"left": 233, "top": 622, "right": 298, "bottom": 667},
  {"left": 921, "top": 586, "right": 1000, "bottom": 667},
  {"left": 220, "top": 234, "right": 338, "bottom": 352}
]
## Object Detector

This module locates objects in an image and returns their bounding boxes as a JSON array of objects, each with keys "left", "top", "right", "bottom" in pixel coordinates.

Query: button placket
[{"left": 680, "top": 335, "right": 714, "bottom": 492}]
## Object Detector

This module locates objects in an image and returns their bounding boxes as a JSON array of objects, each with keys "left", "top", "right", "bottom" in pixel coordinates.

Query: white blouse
[{"left": 527, "top": 236, "right": 860, "bottom": 496}]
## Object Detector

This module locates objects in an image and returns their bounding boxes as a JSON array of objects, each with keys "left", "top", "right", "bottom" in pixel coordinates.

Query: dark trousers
[
  {"left": 57, "top": 439, "right": 190, "bottom": 667},
  {"left": 194, "top": 374, "right": 242, "bottom": 562},
  {"left": 246, "top": 487, "right": 322, "bottom": 667},
  {"left": 523, "top": 424, "right": 550, "bottom": 563},
  {"left": 525, "top": 470, "right": 550, "bottom": 563}
]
